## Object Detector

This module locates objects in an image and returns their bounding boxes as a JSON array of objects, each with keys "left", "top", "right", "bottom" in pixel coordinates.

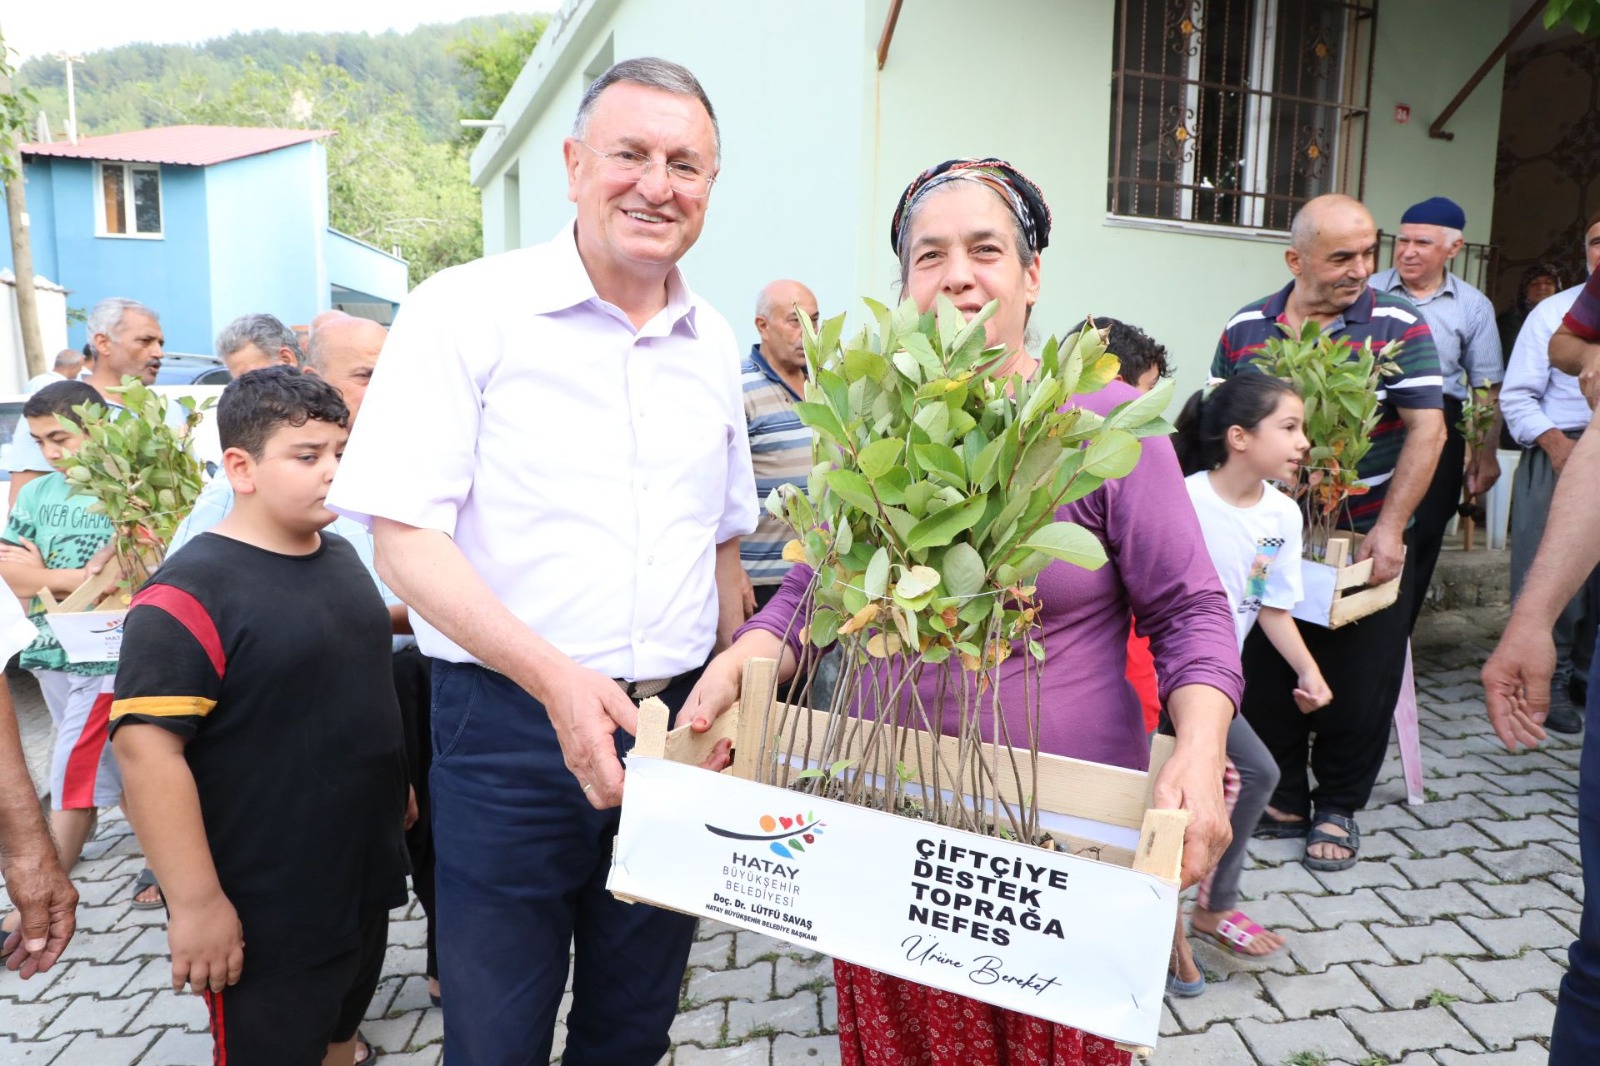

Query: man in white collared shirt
[
  {"left": 326, "top": 57, "right": 755, "bottom": 1066},
  {"left": 1499, "top": 212, "right": 1600, "bottom": 732}
]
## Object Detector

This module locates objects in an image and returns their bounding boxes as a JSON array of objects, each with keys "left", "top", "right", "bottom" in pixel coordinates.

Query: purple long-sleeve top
[{"left": 734, "top": 380, "right": 1242, "bottom": 773}]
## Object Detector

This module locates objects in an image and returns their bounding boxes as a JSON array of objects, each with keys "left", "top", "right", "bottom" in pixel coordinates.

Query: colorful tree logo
[{"left": 704, "top": 811, "right": 827, "bottom": 859}]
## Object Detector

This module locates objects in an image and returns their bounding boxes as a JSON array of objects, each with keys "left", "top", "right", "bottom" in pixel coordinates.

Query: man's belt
[{"left": 615, "top": 675, "right": 678, "bottom": 701}]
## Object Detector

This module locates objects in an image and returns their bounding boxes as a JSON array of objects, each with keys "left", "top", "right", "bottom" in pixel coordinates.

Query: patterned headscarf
[{"left": 889, "top": 157, "right": 1053, "bottom": 258}]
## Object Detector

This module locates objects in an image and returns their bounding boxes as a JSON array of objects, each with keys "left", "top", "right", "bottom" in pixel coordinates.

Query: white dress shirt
[
  {"left": 1501, "top": 285, "right": 1591, "bottom": 447},
  {"left": 327, "top": 223, "right": 758, "bottom": 679}
]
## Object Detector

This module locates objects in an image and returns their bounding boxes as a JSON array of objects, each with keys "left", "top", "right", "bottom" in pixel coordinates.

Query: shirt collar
[
  {"left": 1265, "top": 278, "right": 1373, "bottom": 329},
  {"left": 529, "top": 221, "right": 700, "bottom": 338},
  {"left": 747, "top": 345, "right": 802, "bottom": 401},
  {"left": 1373, "top": 267, "right": 1457, "bottom": 303}
]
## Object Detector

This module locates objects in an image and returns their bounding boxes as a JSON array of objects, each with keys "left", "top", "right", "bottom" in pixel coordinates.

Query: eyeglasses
[{"left": 576, "top": 141, "right": 716, "bottom": 198}]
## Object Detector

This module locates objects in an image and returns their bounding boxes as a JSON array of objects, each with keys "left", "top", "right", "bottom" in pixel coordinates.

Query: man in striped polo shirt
[
  {"left": 1213, "top": 193, "right": 1446, "bottom": 873},
  {"left": 734, "top": 280, "right": 820, "bottom": 617}
]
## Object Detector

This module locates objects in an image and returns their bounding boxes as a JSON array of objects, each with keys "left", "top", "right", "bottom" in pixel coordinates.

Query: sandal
[
  {"left": 1303, "top": 812, "right": 1360, "bottom": 872},
  {"left": 1252, "top": 810, "right": 1309, "bottom": 839},
  {"left": 129, "top": 867, "right": 165, "bottom": 910},
  {"left": 354, "top": 1029, "right": 378, "bottom": 1064},
  {"left": 1208, "top": 910, "right": 1281, "bottom": 957},
  {"left": 1165, "top": 968, "right": 1206, "bottom": 998}
]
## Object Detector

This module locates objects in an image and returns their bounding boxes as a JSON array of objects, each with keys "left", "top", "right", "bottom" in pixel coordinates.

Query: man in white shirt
[
  {"left": 24, "top": 348, "right": 85, "bottom": 394},
  {"left": 1500, "top": 211, "right": 1600, "bottom": 732},
  {"left": 327, "top": 57, "right": 756, "bottom": 1066}
]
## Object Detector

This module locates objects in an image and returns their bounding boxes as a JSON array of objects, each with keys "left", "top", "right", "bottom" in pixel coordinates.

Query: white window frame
[{"left": 94, "top": 161, "right": 164, "bottom": 239}]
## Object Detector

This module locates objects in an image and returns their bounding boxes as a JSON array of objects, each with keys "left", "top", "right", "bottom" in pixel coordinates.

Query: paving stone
[
  {"left": 773, "top": 955, "right": 832, "bottom": 998},
  {"left": 1422, "top": 774, "right": 1509, "bottom": 800},
  {"left": 1393, "top": 822, "right": 1498, "bottom": 857},
  {"left": 1458, "top": 911, "right": 1576, "bottom": 956},
  {"left": 1472, "top": 815, "right": 1568, "bottom": 849},
  {"left": 1361, "top": 805, "right": 1427, "bottom": 832},
  {"left": 1434, "top": 1040, "right": 1559, "bottom": 1064},
  {"left": 1349, "top": 829, "right": 1410, "bottom": 861},
  {"left": 1146, "top": 1022, "right": 1252, "bottom": 1065},
  {"left": 1472, "top": 843, "right": 1575, "bottom": 882},
  {"left": 1340, "top": 1005, "right": 1482, "bottom": 1058},
  {"left": 0, "top": 963, "right": 64, "bottom": 1003},
  {"left": 1286, "top": 887, "right": 1401, "bottom": 929},
  {"left": 112, "top": 925, "right": 167, "bottom": 962},
  {"left": 727, "top": 990, "right": 821, "bottom": 1040},
  {"left": 359, "top": 1011, "right": 419, "bottom": 1053},
  {"left": 688, "top": 962, "right": 774, "bottom": 1003},
  {"left": 39, "top": 991, "right": 152, "bottom": 1039},
  {"left": 1235, "top": 1014, "right": 1367, "bottom": 1064},
  {"left": 1489, "top": 769, "right": 1573, "bottom": 795},
  {"left": 676, "top": 1040, "right": 771, "bottom": 1066},
  {"left": 734, "top": 932, "right": 796, "bottom": 969},
  {"left": 1191, "top": 933, "right": 1300, "bottom": 978},
  {"left": 1407, "top": 795, "right": 1500, "bottom": 828},
  {"left": 137, "top": 1026, "right": 219, "bottom": 1064},
  {"left": 1377, "top": 883, "right": 1496, "bottom": 922},
  {"left": 1370, "top": 921, "right": 1486, "bottom": 963},
  {"left": 772, "top": 1033, "right": 841, "bottom": 1065},
  {"left": 670, "top": 1002, "right": 727, "bottom": 1047},
  {"left": 1481, "top": 791, "right": 1570, "bottom": 819},
  {"left": 125, "top": 989, "right": 206, "bottom": 1031},
  {"left": 1286, "top": 922, "right": 1395, "bottom": 972},
  {"left": 1260, "top": 964, "right": 1382, "bottom": 1020},
  {"left": 1468, "top": 879, "right": 1582, "bottom": 916},
  {"left": 1393, "top": 853, "right": 1495, "bottom": 889},
  {"left": 1307, "top": 858, "right": 1412, "bottom": 894},
  {"left": 0, "top": 999, "right": 67, "bottom": 1041},
  {"left": 1457, "top": 952, "right": 1570, "bottom": 1002},
  {"left": 1449, "top": 992, "right": 1558, "bottom": 1050},
  {"left": 688, "top": 932, "right": 735, "bottom": 969},
  {"left": 371, "top": 1051, "right": 443, "bottom": 1066},
  {"left": 47, "top": 1030, "right": 156, "bottom": 1066},
  {"left": 1165, "top": 972, "right": 1282, "bottom": 1029},
  {"left": 1238, "top": 861, "right": 1327, "bottom": 899},
  {"left": 1222, "top": 892, "right": 1317, "bottom": 932},
  {"left": 1351, "top": 957, "right": 1481, "bottom": 1010},
  {"left": 0, "top": 1034, "right": 73, "bottom": 1063},
  {"left": 410, "top": 1008, "right": 443, "bottom": 1048}
]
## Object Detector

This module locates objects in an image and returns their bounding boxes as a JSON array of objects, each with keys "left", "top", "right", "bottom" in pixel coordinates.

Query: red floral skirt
[{"left": 835, "top": 961, "right": 1132, "bottom": 1066}]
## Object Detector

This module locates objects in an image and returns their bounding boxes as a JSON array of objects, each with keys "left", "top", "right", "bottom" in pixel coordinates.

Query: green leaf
[
  {"left": 913, "top": 442, "right": 966, "bottom": 489},
  {"left": 858, "top": 438, "right": 904, "bottom": 480},
  {"left": 1080, "top": 428, "right": 1142, "bottom": 479},
  {"left": 1105, "top": 376, "right": 1175, "bottom": 432},
  {"left": 941, "top": 542, "right": 986, "bottom": 597},
  {"left": 906, "top": 495, "right": 986, "bottom": 551},
  {"left": 817, "top": 366, "right": 851, "bottom": 423},
  {"left": 843, "top": 348, "right": 888, "bottom": 384},
  {"left": 794, "top": 401, "right": 847, "bottom": 442},
  {"left": 864, "top": 547, "right": 890, "bottom": 598},
  {"left": 810, "top": 607, "right": 841, "bottom": 647},
  {"left": 1028, "top": 639, "right": 1046, "bottom": 662},
  {"left": 825, "top": 469, "right": 879, "bottom": 514},
  {"left": 912, "top": 401, "right": 950, "bottom": 446},
  {"left": 794, "top": 768, "right": 827, "bottom": 780},
  {"left": 829, "top": 758, "right": 857, "bottom": 778},
  {"left": 1019, "top": 521, "right": 1108, "bottom": 570}
]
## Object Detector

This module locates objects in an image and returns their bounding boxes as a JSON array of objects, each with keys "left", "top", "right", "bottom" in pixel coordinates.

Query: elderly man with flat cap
[{"left": 1371, "top": 196, "right": 1503, "bottom": 632}]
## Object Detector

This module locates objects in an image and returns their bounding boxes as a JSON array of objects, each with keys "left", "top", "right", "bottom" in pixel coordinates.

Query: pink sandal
[{"left": 1209, "top": 910, "right": 1279, "bottom": 956}]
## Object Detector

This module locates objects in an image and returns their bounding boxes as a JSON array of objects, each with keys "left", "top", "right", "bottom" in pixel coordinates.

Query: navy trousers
[
  {"left": 429, "top": 661, "right": 700, "bottom": 1066},
  {"left": 1553, "top": 604, "right": 1600, "bottom": 1061}
]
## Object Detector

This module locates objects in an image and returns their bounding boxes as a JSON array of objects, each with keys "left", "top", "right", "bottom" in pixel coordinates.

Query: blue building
[{"left": 0, "top": 125, "right": 408, "bottom": 354}]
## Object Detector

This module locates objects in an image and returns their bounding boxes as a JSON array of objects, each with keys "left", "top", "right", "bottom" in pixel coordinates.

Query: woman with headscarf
[{"left": 682, "top": 159, "right": 1241, "bottom": 1065}]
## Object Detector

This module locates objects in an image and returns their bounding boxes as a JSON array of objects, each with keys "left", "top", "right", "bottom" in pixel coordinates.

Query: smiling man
[
  {"left": 1371, "top": 196, "right": 1504, "bottom": 632},
  {"left": 1211, "top": 193, "right": 1445, "bottom": 875},
  {"left": 326, "top": 58, "right": 756, "bottom": 1066}
]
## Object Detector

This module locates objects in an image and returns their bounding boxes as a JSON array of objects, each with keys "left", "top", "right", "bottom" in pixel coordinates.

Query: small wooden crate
[
  {"left": 608, "top": 660, "right": 1186, "bottom": 1054},
  {"left": 36, "top": 552, "right": 153, "bottom": 663},
  {"left": 1291, "top": 531, "right": 1402, "bottom": 629}
]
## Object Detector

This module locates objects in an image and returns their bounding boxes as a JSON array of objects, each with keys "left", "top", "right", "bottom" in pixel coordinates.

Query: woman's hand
[{"left": 1293, "top": 671, "right": 1333, "bottom": 714}]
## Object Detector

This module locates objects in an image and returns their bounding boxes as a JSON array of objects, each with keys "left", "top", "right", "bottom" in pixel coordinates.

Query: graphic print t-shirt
[
  {"left": 1184, "top": 471, "right": 1304, "bottom": 651},
  {"left": 2, "top": 471, "right": 116, "bottom": 675}
]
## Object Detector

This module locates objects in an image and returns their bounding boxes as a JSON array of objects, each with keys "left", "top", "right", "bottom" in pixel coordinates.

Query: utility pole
[
  {"left": 54, "top": 53, "right": 81, "bottom": 145},
  {"left": 0, "top": 23, "right": 46, "bottom": 378}
]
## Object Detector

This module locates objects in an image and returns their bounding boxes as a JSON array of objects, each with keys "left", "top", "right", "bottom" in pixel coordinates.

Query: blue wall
[{"left": 205, "top": 142, "right": 328, "bottom": 338}]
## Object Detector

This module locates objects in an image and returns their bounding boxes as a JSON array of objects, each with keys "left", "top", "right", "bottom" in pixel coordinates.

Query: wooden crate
[
  {"left": 1291, "top": 531, "right": 1402, "bottom": 629},
  {"left": 608, "top": 659, "right": 1187, "bottom": 1055}
]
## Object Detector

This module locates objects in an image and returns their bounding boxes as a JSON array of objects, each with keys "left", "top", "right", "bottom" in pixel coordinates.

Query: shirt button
[{"left": 646, "top": 555, "right": 655, "bottom": 565}]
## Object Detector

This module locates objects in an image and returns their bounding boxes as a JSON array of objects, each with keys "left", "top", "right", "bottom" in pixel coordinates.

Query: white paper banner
[
  {"left": 609, "top": 757, "right": 1177, "bottom": 1048},
  {"left": 44, "top": 610, "right": 126, "bottom": 663}
]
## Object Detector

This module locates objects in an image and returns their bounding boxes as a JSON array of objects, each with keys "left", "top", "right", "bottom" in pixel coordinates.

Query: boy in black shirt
[{"left": 110, "top": 367, "right": 409, "bottom": 1066}]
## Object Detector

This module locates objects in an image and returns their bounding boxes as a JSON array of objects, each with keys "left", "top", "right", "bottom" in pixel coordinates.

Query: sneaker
[{"left": 1547, "top": 687, "right": 1584, "bottom": 735}]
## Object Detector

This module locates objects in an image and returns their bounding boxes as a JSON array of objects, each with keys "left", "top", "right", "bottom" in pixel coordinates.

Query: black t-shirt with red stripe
[{"left": 110, "top": 531, "right": 410, "bottom": 977}]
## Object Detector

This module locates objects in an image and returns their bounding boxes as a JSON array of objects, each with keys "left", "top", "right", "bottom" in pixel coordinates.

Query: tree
[
  {"left": 0, "top": 26, "right": 45, "bottom": 376},
  {"left": 165, "top": 56, "right": 480, "bottom": 284},
  {"left": 449, "top": 17, "right": 548, "bottom": 147},
  {"left": 1546, "top": 0, "right": 1600, "bottom": 33}
]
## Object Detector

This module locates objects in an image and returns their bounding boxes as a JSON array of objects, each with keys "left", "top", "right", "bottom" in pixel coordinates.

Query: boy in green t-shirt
[{"left": 0, "top": 380, "right": 117, "bottom": 876}]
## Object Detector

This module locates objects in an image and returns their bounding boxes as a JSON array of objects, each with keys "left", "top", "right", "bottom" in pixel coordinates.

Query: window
[
  {"left": 1108, "top": 0, "right": 1376, "bottom": 232},
  {"left": 96, "top": 161, "right": 163, "bottom": 237}
]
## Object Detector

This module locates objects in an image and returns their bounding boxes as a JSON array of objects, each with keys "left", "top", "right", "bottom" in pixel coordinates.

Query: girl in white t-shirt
[{"left": 1163, "top": 374, "right": 1332, "bottom": 995}]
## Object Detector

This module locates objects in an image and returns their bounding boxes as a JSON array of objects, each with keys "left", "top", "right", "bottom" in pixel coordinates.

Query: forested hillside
[{"left": 15, "top": 15, "right": 546, "bottom": 282}]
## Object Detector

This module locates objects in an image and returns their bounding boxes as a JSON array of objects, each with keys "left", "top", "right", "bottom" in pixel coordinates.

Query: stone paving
[{"left": 0, "top": 597, "right": 1578, "bottom": 1064}]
